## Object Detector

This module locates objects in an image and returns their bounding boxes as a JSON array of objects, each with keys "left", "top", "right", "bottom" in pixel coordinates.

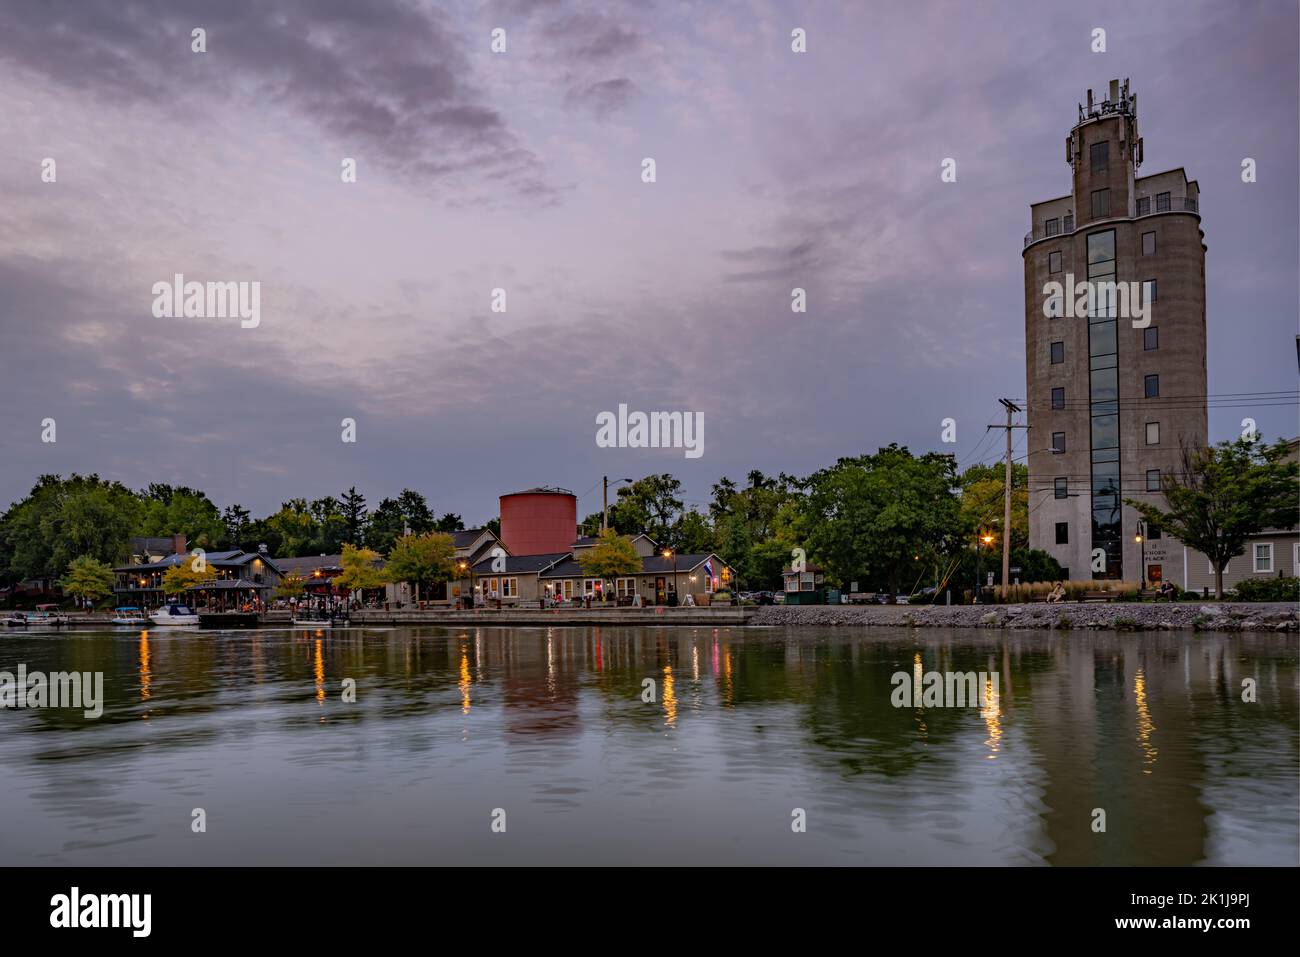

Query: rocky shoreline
[{"left": 750, "top": 601, "right": 1299, "bottom": 632}]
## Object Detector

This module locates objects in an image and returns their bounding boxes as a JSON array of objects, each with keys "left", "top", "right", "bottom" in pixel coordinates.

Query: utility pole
[
  {"left": 602, "top": 476, "right": 609, "bottom": 532},
  {"left": 988, "top": 399, "right": 1028, "bottom": 593}
]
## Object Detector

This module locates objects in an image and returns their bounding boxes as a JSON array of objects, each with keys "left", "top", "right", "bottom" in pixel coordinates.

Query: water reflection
[{"left": 0, "top": 626, "right": 1294, "bottom": 867}]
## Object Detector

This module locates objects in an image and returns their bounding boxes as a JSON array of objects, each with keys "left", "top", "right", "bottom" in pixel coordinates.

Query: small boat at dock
[
  {"left": 111, "top": 606, "right": 148, "bottom": 626},
  {"left": 149, "top": 603, "right": 200, "bottom": 626}
]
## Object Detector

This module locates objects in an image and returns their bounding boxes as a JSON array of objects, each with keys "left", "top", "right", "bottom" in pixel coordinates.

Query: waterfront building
[{"left": 1024, "top": 78, "right": 1207, "bottom": 582}]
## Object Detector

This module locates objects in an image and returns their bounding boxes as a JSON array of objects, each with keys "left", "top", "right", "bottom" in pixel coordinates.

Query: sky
[{"left": 1, "top": 0, "right": 1297, "bottom": 525}]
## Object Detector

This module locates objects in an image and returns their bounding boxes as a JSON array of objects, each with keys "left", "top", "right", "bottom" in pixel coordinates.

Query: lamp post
[
  {"left": 1135, "top": 523, "right": 1145, "bottom": 589},
  {"left": 457, "top": 561, "right": 469, "bottom": 609},
  {"left": 664, "top": 549, "right": 677, "bottom": 606},
  {"left": 975, "top": 531, "right": 994, "bottom": 603}
]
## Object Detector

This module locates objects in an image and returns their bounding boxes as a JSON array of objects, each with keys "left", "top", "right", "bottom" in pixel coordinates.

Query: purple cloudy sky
[{"left": 1, "top": 0, "right": 1296, "bottom": 523}]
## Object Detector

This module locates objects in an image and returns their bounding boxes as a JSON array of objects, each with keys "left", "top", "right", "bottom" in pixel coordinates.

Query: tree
[
  {"left": 309, "top": 496, "right": 348, "bottom": 554},
  {"left": 138, "top": 487, "right": 223, "bottom": 549},
  {"left": 266, "top": 499, "right": 318, "bottom": 557},
  {"left": 161, "top": 555, "right": 221, "bottom": 596},
  {"left": 959, "top": 463, "right": 1028, "bottom": 551},
  {"left": 340, "top": 487, "right": 368, "bottom": 544},
  {"left": 334, "top": 543, "right": 387, "bottom": 603},
  {"left": 222, "top": 504, "right": 251, "bottom": 549},
  {"left": 609, "top": 474, "right": 684, "bottom": 542},
  {"left": 577, "top": 529, "right": 641, "bottom": 598},
  {"left": 384, "top": 532, "right": 455, "bottom": 603},
  {"left": 0, "top": 474, "right": 142, "bottom": 584},
  {"left": 434, "top": 512, "right": 464, "bottom": 533},
  {"left": 274, "top": 573, "right": 307, "bottom": 600},
  {"left": 1126, "top": 436, "right": 1299, "bottom": 598},
  {"left": 397, "top": 489, "right": 435, "bottom": 534},
  {"left": 802, "top": 445, "right": 965, "bottom": 597},
  {"left": 59, "top": 555, "right": 115, "bottom": 606}
]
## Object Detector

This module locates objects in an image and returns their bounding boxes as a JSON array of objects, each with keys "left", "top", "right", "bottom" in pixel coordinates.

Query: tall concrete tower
[{"left": 1023, "top": 79, "right": 1207, "bottom": 582}]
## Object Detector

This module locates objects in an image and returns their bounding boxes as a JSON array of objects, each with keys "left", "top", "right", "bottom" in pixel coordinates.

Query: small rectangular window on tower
[
  {"left": 1055, "top": 522, "right": 1069, "bottom": 545},
  {"left": 1052, "top": 432, "right": 1066, "bottom": 453},
  {"left": 1137, "top": 196, "right": 1151, "bottom": 216},
  {"left": 1146, "top": 422, "right": 1159, "bottom": 445},
  {"left": 1146, "top": 468, "right": 1161, "bottom": 491},
  {"left": 1142, "top": 231, "right": 1156, "bottom": 255},
  {"left": 1090, "top": 141, "right": 1109, "bottom": 173},
  {"left": 1156, "top": 191, "right": 1171, "bottom": 212},
  {"left": 1145, "top": 374, "right": 1160, "bottom": 398},
  {"left": 1144, "top": 326, "right": 1158, "bottom": 351},
  {"left": 1045, "top": 218, "right": 1060, "bottom": 237},
  {"left": 1051, "top": 341, "right": 1064, "bottom": 364},
  {"left": 1051, "top": 387, "right": 1065, "bottom": 409},
  {"left": 1049, "top": 250, "right": 1062, "bottom": 273},
  {"left": 1055, "top": 477, "right": 1068, "bottom": 499},
  {"left": 1091, "top": 189, "right": 1110, "bottom": 218}
]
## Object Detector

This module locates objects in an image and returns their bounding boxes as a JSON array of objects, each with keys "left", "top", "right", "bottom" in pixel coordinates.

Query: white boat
[
  {"left": 149, "top": 603, "right": 200, "bottom": 626},
  {"left": 292, "top": 617, "right": 335, "bottom": 627},
  {"left": 111, "top": 606, "right": 148, "bottom": 626}
]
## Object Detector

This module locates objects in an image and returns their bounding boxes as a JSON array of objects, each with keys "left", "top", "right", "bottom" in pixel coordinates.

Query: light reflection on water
[{"left": 0, "top": 625, "right": 1294, "bottom": 866}]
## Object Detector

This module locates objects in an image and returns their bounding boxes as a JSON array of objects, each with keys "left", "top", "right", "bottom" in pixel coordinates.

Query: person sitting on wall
[
  {"left": 1047, "top": 582, "right": 1066, "bottom": 603},
  {"left": 1159, "top": 580, "right": 1175, "bottom": 601}
]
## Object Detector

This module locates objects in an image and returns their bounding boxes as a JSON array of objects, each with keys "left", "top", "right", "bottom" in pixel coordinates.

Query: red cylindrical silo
[{"left": 499, "top": 487, "right": 577, "bottom": 556}]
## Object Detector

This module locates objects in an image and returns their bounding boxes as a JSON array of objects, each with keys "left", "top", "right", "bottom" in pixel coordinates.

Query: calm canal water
[{"left": 0, "top": 625, "right": 1295, "bottom": 866}]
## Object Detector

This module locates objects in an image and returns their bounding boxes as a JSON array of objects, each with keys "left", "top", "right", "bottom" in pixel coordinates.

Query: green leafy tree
[
  {"left": 0, "top": 474, "right": 142, "bottom": 583},
  {"left": 608, "top": 474, "right": 683, "bottom": 543},
  {"left": 802, "top": 445, "right": 964, "bottom": 597},
  {"left": 434, "top": 512, "right": 464, "bottom": 533},
  {"left": 138, "top": 486, "right": 223, "bottom": 548},
  {"left": 1126, "top": 437, "right": 1299, "bottom": 598},
  {"left": 59, "top": 555, "right": 115, "bottom": 605},
  {"left": 274, "top": 573, "right": 307, "bottom": 600},
  {"left": 161, "top": 555, "right": 221, "bottom": 596},
  {"left": 266, "top": 499, "right": 318, "bottom": 557},
  {"left": 310, "top": 496, "right": 349, "bottom": 554},
  {"left": 334, "top": 543, "right": 388, "bottom": 602},
  {"left": 385, "top": 532, "right": 455, "bottom": 603},
  {"left": 577, "top": 529, "right": 641, "bottom": 597}
]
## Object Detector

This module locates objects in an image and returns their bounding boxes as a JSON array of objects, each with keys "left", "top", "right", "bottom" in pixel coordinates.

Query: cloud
[{"left": 563, "top": 77, "right": 638, "bottom": 118}]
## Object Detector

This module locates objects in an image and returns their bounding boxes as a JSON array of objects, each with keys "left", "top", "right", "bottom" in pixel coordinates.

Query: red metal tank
[{"left": 499, "top": 487, "right": 577, "bottom": 557}]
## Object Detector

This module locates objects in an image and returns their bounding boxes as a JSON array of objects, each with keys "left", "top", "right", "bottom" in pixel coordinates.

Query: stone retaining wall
[{"left": 750, "top": 602, "right": 1299, "bottom": 632}]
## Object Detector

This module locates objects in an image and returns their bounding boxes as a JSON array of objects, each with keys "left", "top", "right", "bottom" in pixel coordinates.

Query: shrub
[{"left": 1229, "top": 576, "right": 1300, "bottom": 603}]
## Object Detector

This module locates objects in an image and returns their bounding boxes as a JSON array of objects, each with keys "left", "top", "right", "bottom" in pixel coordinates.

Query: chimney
[{"left": 172, "top": 532, "right": 186, "bottom": 556}]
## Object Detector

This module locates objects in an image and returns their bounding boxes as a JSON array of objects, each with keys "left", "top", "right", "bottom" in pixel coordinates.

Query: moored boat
[
  {"left": 111, "top": 606, "right": 148, "bottom": 626},
  {"left": 149, "top": 603, "right": 200, "bottom": 626}
]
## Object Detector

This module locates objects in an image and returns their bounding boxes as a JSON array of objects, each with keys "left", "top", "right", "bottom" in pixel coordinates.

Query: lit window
[{"left": 1146, "top": 422, "right": 1159, "bottom": 445}]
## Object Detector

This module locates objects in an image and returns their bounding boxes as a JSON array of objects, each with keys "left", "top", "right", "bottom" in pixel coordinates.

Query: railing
[{"left": 1025, "top": 197, "right": 1198, "bottom": 246}]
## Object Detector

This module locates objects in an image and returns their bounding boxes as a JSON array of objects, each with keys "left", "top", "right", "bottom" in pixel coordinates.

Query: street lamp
[
  {"left": 663, "top": 549, "right": 677, "bottom": 606},
  {"left": 1135, "top": 523, "right": 1145, "bottom": 588},
  {"left": 457, "top": 560, "right": 471, "bottom": 609},
  {"left": 976, "top": 531, "right": 994, "bottom": 604}
]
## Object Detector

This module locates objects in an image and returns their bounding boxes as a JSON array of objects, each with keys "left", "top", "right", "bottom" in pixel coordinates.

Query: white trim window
[
  {"left": 501, "top": 577, "right": 518, "bottom": 598},
  {"left": 549, "top": 580, "right": 573, "bottom": 600},
  {"left": 616, "top": 578, "right": 636, "bottom": 597},
  {"left": 583, "top": 579, "right": 603, "bottom": 597},
  {"left": 1253, "top": 543, "right": 1273, "bottom": 574}
]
